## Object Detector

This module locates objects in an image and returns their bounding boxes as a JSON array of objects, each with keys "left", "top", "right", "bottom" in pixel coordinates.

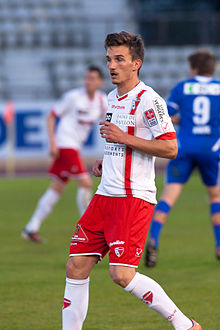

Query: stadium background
[
  {"left": 1, "top": 1, "right": 220, "bottom": 329},
  {"left": 0, "top": 0, "right": 220, "bottom": 174}
]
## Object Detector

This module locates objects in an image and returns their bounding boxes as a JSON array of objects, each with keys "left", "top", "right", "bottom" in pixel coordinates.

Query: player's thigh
[
  {"left": 166, "top": 151, "right": 194, "bottom": 185},
  {"left": 66, "top": 255, "right": 99, "bottom": 279},
  {"left": 76, "top": 175, "right": 92, "bottom": 188},
  {"left": 50, "top": 179, "right": 66, "bottom": 194},
  {"left": 105, "top": 197, "right": 154, "bottom": 268},
  {"left": 197, "top": 152, "right": 220, "bottom": 187},
  {"left": 69, "top": 195, "right": 110, "bottom": 262},
  {"left": 160, "top": 183, "right": 183, "bottom": 206}
]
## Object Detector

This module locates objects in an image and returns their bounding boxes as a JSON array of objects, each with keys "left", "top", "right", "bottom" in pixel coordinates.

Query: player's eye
[{"left": 116, "top": 57, "right": 125, "bottom": 63}]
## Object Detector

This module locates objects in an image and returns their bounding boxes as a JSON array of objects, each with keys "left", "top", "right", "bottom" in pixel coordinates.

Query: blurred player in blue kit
[{"left": 146, "top": 49, "right": 220, "bottom": 267}]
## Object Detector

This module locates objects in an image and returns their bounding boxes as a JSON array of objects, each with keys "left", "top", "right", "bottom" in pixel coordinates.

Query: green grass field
[{"left": 0, "top": 173, "right": 219, "bottom": 329}]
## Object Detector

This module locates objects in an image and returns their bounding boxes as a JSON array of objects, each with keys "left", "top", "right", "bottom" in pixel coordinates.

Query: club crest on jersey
[
  {"left": 71, "top": 224, "right": 88, "bottom": 243},
  {"left": 105, "top": 112, "right": 113, "bottom": 122},
  {"left": 142, "top": 291, "right": 153, "bottom": 304},
  {"left": 115, "top": 247, "right": 124, "bottom": 257},
  {"left": 144, "top": 108, "right": 158, "bottom": 127}
]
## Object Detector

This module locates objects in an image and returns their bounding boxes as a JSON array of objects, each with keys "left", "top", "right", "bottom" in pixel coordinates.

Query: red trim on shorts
[
  {"left": 156, "top": 132, "right": 176, "bottom": 140},
  {"left": 124, "top": 90, "right": 146, "bottom": 196}
]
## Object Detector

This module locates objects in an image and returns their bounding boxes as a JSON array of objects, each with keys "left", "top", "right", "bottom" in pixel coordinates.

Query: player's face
[
  {"left": 106, "top": 45, "right": 141, "bottom": 86},
  {"left": 84, "top": 71, "right": 103, "bottom": 94}
]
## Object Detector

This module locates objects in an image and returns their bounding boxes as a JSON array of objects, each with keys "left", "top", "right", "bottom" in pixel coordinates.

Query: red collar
[{"left": 116, "top": 94, "right": 128, "bottom": 101}]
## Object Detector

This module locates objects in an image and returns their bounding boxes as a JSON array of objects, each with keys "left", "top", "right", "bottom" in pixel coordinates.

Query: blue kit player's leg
[
  {"left": 197, "top": 151, "right": 220, "bottom": 260},
  {"left": 145, "top": 150, "right": 194, "bottom": 267}
]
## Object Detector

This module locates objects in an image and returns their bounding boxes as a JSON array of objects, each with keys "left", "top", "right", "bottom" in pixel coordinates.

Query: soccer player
[
  {"left": 22, "top": 66, "right": 107, "bottom": 243},
  {"left": 62, "top": 31, "right": 201, "bottom": 330},
  {"left": 145, "top": 49, "right": 220, "bottom": 268}
]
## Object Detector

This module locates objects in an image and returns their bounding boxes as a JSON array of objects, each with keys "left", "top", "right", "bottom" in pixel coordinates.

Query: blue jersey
[{"left": 167, "top": 75, "right": 220, "bottom": 153}]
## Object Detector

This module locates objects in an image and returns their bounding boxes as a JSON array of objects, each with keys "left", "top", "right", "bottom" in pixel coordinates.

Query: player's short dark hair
[
  {"left": 104, "top": 30, "right": 144, "bottom": 65},
  {"left": 188, "top": 49, "right": 216, "bottom": 75},
  {"left": 87, "top": 65, "right": 104, "bottom": 79}
]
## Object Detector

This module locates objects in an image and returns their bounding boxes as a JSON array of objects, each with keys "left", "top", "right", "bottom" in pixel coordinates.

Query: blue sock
[
  {"left": 150, "top": 201, "right": 171, "bottom": 248},
  {"left": 211, "top": 202, "right": 220, "bottom": 248}
]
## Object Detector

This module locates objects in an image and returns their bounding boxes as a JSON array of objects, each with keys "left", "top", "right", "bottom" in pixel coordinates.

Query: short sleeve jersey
[
  {"left": 96, "top": 81, "right": 176, "bottom": 204},
  {"left": 52, "top": 88, "right": 108, "bottom": 150},
  {"left": 167, "top": 75, "right": 220, "bottom": 152}
]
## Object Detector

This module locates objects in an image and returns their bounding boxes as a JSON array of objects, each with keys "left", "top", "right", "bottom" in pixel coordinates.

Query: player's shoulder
[
  {"left": 140, "top": 82, "right": 166, "bottom": 104},
  {"left": 107, "top": 88, "right": 117, "bottom": 101},
  {"left": 210, "top": 78, "right": 220, "bottom": 84},
  {"left": 61, "top": 87, "right": 81, "bottom": 100},
  {"left": 97, "top": 90, "right": 108, "bottom": 99}
]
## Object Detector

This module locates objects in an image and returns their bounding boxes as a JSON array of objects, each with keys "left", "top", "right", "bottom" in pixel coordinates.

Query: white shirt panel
[
  {"left": 53, "top": 88, "right": 107, "bottom": 149},
  {"left": 96, "top": 81, "right": 175, "bottom": 204}
]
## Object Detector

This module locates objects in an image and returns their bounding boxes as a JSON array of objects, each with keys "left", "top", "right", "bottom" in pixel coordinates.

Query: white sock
[
  {"left": 124, "top": 273, "right": 192, "bottom": 330},
  {"left": 62, "top": 277, "right": 89, "bottom": 330},
  {"left": 25, "top": 188, "right": 60, "bottom": 233},
  {"left": 76, "top": 187, "right": 92, "bottom": 215}
]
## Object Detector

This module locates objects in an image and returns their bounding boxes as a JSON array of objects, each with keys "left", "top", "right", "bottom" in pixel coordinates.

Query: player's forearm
[
  {"left": 47, "top": 113, "right": 56, "bottom": 145},
  {"left": 123, "top": 134, "right": 178, "bottom": 159}
]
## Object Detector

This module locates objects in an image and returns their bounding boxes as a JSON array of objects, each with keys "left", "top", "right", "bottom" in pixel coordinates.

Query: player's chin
[{"left": 111, "top": 77, "right": 120, "bottom": 84}]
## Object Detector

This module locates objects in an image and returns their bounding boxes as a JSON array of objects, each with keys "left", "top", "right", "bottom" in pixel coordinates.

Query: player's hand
[
  {"left": 49, "top": 142, "right": 59, "bottom": 159},
  {"left": 92, "top": 160, "right": 103, "bottom": 177},
  {"left": 99, "top": 121, "right": 126, "bottom": 144}
]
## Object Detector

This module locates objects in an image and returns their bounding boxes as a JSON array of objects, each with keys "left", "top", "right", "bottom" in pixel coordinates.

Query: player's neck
[
  {"left": 117, "top": 78, "right": 140, "bottom": 96},
  {"left": 86, "top": 90, "right": 96, "bottom": 100}
]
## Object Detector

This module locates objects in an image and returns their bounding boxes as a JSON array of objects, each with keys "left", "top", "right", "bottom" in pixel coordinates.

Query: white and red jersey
[
  {"left": 96, "top": 81, "right": 176, "bottom": 204},
  {"left": 52, "top": 88, "right": 108, "bottom": 150}
]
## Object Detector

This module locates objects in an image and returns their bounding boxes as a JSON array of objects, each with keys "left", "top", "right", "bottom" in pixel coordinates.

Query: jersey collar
[
  {"left": 116, "top": 81, "right": 144, "bottom": 101},
  {"left": 194, "top": 75, "right": 213, "bottom": 83}
]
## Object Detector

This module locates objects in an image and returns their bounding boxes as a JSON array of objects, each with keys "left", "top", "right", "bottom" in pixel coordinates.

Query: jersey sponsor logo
[
  {"left": 142, "top": 291, "right": 153, "bottom": 304},
  {"left": 144, "top": 108, "right": 158, "bottom": 127},
  {"left": 184, "top": 82, "right": 220, "bottom": 95},
  {"left": 109, "top": 240, "right": 125, "bottom": 247},
  {"left": 135, "top": 248, "right": 142, "bottom": 257},
  {"left": 115, "top": 247, "right": 124, "bottom": 257},
  {"left": 112, "top": 105, "right": 125, "bottom": 109},
  {"left": 105, "top": 112, "right": 113, "bottom": 122},
  {"left": 153, "top": 98, "right": 166, "bottom": 122},
  {"left": 77, "top": 109, "right": 88, "bottom": 114},
  {"left": 104, "top": 144, "right": 125, "bottom": 157},
  {"left": 71, "top": 224, "right": 88, "bottom": 243},
  {"left": 167, "top": 309, "right": 177, "bottom": 321},
  {"left": 115, "top": 113, "right": 135, "bottom": 127},
  {"left": 63, "top": 298, "right": 71, "bottom": 309}
]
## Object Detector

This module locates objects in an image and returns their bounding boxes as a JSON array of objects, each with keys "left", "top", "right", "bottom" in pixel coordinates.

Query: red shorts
[
  {"left": 69, "top": 194, "right": 155, "bottom": 267},
  {"left": 48, "top": 148, "right": 88, "bottom": 183}
]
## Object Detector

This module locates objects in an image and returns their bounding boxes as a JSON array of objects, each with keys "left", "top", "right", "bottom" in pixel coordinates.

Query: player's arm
[
  {"left": 47, "top": 111, "right": 59, "bottom": 158},
  {"left": 92, "top": 159, "right": 103, "bottom": 177},
  {"left": 100, "top": 121, "right": 177, "bottom": 159},
  {"left": 170, "top": 114, "right": 180, "bottom": 125}
]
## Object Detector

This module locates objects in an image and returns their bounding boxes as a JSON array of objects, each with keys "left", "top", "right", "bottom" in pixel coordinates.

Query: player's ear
[{"left": 133, "top": 59, "right": 142, "bottom": 72}]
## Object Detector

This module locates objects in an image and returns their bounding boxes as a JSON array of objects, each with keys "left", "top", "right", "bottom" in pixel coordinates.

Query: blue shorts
[{"left": 166, "top": 149, "right": 220, "bottom": 186}]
